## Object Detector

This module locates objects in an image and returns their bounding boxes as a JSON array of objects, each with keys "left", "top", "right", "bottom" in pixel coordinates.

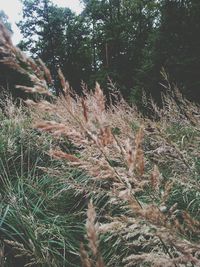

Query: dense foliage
[
  {"left": 15, "top": 0, "right": 200, "bottom": 103},
  {"left": 0, "top": 10, "right": 12, "bottom": 32}
]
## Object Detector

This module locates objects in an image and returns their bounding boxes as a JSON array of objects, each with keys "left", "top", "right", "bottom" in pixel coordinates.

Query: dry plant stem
[
  {"left": 83, "top": 201, "right": 105, "bottom": 267},
  {"left": 60, "top": 95, "right": 131, "bottom": 185},
  {"left": 160, "top": 131, "right": 192, "bottom": 173},
  {"left": 32, "top": 89, "right": 200, "bottom": 266},
  {"left": 80, "top": 243, "right": 92, "bottom": 267},
  {"left": 86, "top": 201, "right": 98, "bottom": 257},
  {"left": 0, "top": 21, "right": 53, "bottom": 98},
  {"left": 1, "top": 21, "right": 200, "bottom": 267},
  {"left": 158, "top": 237, "right": 177, "bottom": 267}
]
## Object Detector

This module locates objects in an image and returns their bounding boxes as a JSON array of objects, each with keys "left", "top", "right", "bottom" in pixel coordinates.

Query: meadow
[{"left": 1, "top": 21, "right": 200, "bottom": 267}]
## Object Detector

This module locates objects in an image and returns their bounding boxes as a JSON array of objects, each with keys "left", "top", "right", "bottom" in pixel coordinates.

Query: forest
[
  {"left": 1, "top": 0, "right": 200, "bottom": 103},
  {"left": 0, "top": 0, "right": 200, "bottom": 267}
]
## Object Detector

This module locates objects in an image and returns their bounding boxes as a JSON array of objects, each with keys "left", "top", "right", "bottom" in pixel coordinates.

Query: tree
[
  {"left": 18, "top": 0, "right": 64, "bottom": 94},
  {"left": 18, "top": 0, "right": 93, "bottom": 94},
  {"left": 157, "top": 0, "right": 200, "bottom": 100},
  {"left": 82, "top": 0, "right": 159, "bottom": 100},
  {"left": 18, "top": 0, "right": 200, "bottom": 104},
  {"left": 0, "top": 18, "right": 32, "bottom": 99},
  {"left": 136, "top": 0, "right": 200, "bottom": 103},
  {"left": 0, "top": 10, "right": 12, "bottom": 32}
]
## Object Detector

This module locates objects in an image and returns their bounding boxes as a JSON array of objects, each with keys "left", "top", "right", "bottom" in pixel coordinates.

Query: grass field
[{"left": 1, "top": 21, "right": 200, "bottom": 267}]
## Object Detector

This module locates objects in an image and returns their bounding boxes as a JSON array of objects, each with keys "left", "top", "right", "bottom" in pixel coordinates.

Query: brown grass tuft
[{"left": 2, "top": 22, "right": 200, "bottom": 266}]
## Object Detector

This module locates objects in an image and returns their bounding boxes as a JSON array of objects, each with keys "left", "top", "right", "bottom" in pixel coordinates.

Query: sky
[{"left": 0, "top": 0, "right": 84, "bottom": 44}]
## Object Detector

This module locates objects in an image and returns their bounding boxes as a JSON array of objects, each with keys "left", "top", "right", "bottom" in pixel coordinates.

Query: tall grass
[
  {"left": 0, "top": 99, "right": 87, "bottom": 266},
  {"left": 1, "top": 21, "right": 200, "bottom": 267}
]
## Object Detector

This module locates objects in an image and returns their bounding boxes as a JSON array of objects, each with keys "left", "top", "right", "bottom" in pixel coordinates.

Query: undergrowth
[{"left": 0, "top": 21, "right": 200, "bottom": 267}]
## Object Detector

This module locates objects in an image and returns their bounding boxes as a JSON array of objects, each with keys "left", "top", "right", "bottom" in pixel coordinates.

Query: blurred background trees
[
  {"left": 0, "top": 10, "right": 12, "bottom": 32},
  {"left": 1, "top": 0, "right": 200, "bottom": 103}
]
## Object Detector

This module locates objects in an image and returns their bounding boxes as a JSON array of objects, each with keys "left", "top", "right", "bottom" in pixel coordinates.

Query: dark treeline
[{"left": 2, "top": 0, "right": 200, "bottom": 103}]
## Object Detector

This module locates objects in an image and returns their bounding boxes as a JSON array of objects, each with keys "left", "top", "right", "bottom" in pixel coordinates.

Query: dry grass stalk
[
  {"left": 151, "top": 165, "right": 161, "bottom": 192},
  {"left": 28, "top": 82, "right": 200, "bottom": 266},
  {"left": 0, "top": 21, "right": 12, "bottom": 46},
  {"left": 2, "top": 23, "right": 200, "bottom": 266},
  {"left": 86, "top": 201, "right": 99, "bottom": 257},
  {"left": 133, "top": 127, "right": 145, "bottom": 175},
  {"left": 16, "top": 85, "right": 52, "bottom": 96},
  {"left": 3, "top": 239, "right": 32, "bottom": 259},
  {"left": 80, "top": 201, "right": 105, "bottom": 267},
  {"left": 98, "top": 126, "right": 113, "bottom": 147},
  {"left": 58, "top": 67, "right": 72, "bottom": 108},
  {"left": 58, "top": 68, "right": 67, "bottom": 93},
  {"left": 0, "top": 22, "right": 53, "bottom": 98},
  {"left": 82, "top": 98, "right": 89, "bottom": 123},
  {"left": 49, "top": 149, "right": 80, "bottom": 162},
  {"left": 80, "top": 243, "right": 92, "bottom": 267},
  {"left": 125, "top": 127, "right": 145, "bottom": 181},
  {"left": 182, "top": 211, "right": 200, "bottom": 234},
  {"left": 37, "top": 58, "right": 53, "bottom": 84},
  {"left": 94, "top": 82, "right": 105, "bottom": 114},
  {"left": 161, "top": 181, "right": 174, "bottom": 204}
]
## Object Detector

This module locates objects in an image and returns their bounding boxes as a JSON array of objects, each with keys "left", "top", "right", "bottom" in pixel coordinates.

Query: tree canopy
[
  {"left": 0, "top": 10, "right": 12, "bottom": 32},
  {"left": 7, "top": 0, "right": 200, "bottom": 102}
]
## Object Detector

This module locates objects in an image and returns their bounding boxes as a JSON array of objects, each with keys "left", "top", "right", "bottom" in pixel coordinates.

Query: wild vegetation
[{"left": 0, "top": 22, "right": 200, "bottom": 267}]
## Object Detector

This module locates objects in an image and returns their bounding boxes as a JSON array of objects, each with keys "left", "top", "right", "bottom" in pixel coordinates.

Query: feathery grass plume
[
  {"left": 133, "top": 126, "right": 145, "bottom": 176},
  {"left": 86, "top": 200, "right": 99, "bottom": 257},
  {"left": 3, "top": 239, "right": 32, "bottom": 259},
  {"left": 182, "top": 211, "right": 200, "bottom": 234},
  {"left": 28, "top": 80, "right": 200, "bottom": 266},
  {"left": 0, "top": 21, "right": 12, "bottom": 45},
  {"left": 150, "top": 165, "right": 161, "bottom": 192},
  {"left": 0, "top": 21, "right": 53, "bottom": 98},
  {"left": 94, "top": 82, "right": 105, "bottom": 114},
  {"left": 125, "top": 126, "right": 145, "bottom": 178},
  {"left": 36, "top": 121, "right": 67, "bottom": 135},
  {"left": 80, "top": 243, "right": 92, "bottom": 267},
  {"left": 15, "top": 85, "right": 52, "bottom": 96},
  {"left": 81, "top": 200, "right": 105, "bottom": 267},
  {"left": 99, "top": 126, "right": 113, "bottom": 147},
  {"left": 1, "top": 27, "right": 200, "bottom": 266},
  {"left": 29, "top": 80, "right": 198, "bottom": 258},
  {"left": 58, "top": 68, "right": 69, "bottom": 94},
  {"left": 37, "top": 58, "right": 53, "bottom": 84},
  {"left": 161, "top": 181, "right": 174, "bottom": 204},
  {"left": 49, "top": 149, "right": 80, "bottom": 162},
  {"left": 82, "top": 98, "right": 89, "bottom": 123},
  {"left": 58, "top": 68, "right": 73, "bottom": 97},
  {"left": 0, "top": 101, "right": 86, "bottom": 267}
]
